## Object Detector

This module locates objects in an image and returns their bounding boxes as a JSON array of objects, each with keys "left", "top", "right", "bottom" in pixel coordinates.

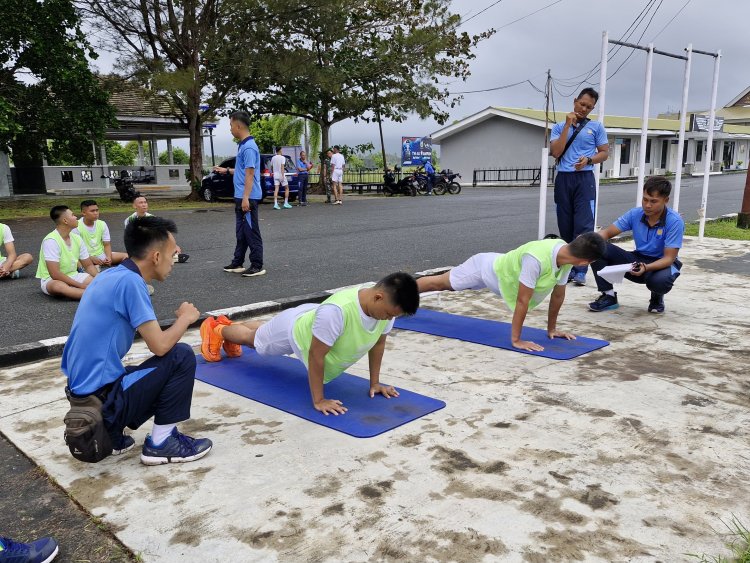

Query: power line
[
  {"left": 494, "top": 0, "right": 564, "bottom": 32},
  {"left": 606, "top": 0, "right": 665, "bottom": 81},
  {"left": 447, "top": 77, "right": 544, "bottom": 95},
  {"left": 651, "top": 0, "right": 692, "bottom": 40}
]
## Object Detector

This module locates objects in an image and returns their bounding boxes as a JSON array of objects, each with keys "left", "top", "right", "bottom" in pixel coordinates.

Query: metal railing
[{"left": 472, "top": 166, "right": 557, "bottom": 187}]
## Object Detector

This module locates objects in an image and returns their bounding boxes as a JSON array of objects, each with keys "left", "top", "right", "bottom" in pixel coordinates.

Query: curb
[{"left": 0, "top": 268, "right": 452, "bottom": 369}]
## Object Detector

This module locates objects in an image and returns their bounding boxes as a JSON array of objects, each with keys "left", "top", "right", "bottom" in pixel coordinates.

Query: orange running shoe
[
  {"left": 200, "top": 316, "right": 223, "bottom": 362},
  {"left": 217, "top": 315, "right": 242, "bottom": 357}
]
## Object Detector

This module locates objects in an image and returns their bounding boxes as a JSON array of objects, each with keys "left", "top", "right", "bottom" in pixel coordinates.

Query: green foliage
[
  {"left": 159, "top": 147, "right": 189, "bottom": 165},
  {"left": 0, "top": 0, "right": 115, "bottom": 164},
  {"left": 687, "top": 515, "right": 750, "bottom": 563},
  {"left": 106, "top": 141, "right": 136, "bottom": 166},
  {"left": 684, "top": 218, "right": 750, "bottom": 240}
]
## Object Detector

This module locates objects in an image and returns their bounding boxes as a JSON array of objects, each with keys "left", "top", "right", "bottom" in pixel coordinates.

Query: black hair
[
  {"left": 578, "top": 87, "right": 599, "bottom": 103},
  {"left": 276, "top": 146, "right": 282, "bottom": 153},
  {"left": 567, "top": 232, "right": 606, "bottom": 261},
  {"left": 333, "top": 145, "right": 340, "bottom": 150},
  {"left": 543, "top": 233, "right": 560, "bottom": 239},
  {"left": 133, "top": 193, "right": 146, "bottom": 201},
  {"left": 643, "top": 175, "right": 672, "bottom": 198},
  {"left": 80, "top": 199, "right": 98, "bottom": 209},
  {"left": 124, "top": 216, "right": 178, "bottom": 260},
  {"left": 50, "top": 205, "right": 69, "bottom": 222},
  {"left": 375, "top": 272, "right": 419, "bottom": 316},
  {"left": 229, "top": 110, "right": 251, "bottom": 127}
]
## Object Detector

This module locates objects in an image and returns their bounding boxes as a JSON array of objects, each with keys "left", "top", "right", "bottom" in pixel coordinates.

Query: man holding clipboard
[{"left": 550, "top": 88, "right": 609, "bottom": 287}]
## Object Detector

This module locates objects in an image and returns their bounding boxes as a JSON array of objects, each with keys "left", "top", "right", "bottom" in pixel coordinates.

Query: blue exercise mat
[
  {"left": 195, "top": 348, "right": 445, "bottom": 438},
  {"left": 394, "top": 308, "right": 609, "bottom": 360}
]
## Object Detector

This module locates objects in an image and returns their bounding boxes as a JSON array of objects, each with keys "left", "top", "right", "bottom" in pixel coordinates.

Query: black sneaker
[
  {"left": 223, "top": 263, "right": 245, "bottom": 273},
  {"left": 140, "top": 428, "right": 212, "bottom": 466},
  {"left": 241, "top": 266, "right": 267, "bottom": 277},
  {"left": 112, "top": 434, "right": 135, "bottom": 455},
  {"left": 589, "top": 292, "right": 619, "bottom": 312},
  {"left": 648, "top": 292, "right": 665, "bottom": 313}
]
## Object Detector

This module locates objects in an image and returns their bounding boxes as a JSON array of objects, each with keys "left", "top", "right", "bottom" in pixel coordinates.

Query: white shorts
[
  {"left": 332, "top": 169, "right": 343, "bottom": 183},
  {"left": 449, "top": 252, "right": 503, "bottom": 296},
  {"left": 254, "top": 303, "right": 318, "bottom": 357},
  {"left": 40, "top": 272, "right": 91, "bottom": 295},
  {"left": 273, "top": 173, "right": 288, "bottom": 187}
]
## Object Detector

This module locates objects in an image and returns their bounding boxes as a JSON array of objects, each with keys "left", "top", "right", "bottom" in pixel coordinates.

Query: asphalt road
[{"left": 2, "top": 174, "right": 746, "bottom": 348}]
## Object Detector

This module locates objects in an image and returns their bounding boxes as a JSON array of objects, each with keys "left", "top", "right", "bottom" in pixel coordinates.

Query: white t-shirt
[
  {"left": 2, "top": 224, "right": 14, "bottom": 245},
  {"left": 518, "top": 242, "right": 566, "bottom": 289},
  {"left": 271, "top": 154, "right": 286, "bottom": 177},
  {"left": 330, "top": 153, "right": 345, "bottom": 170},
  {"left": 72, "top": 221, "right": 111, "bottom": 243},
  {"left": 311, "top": 303, "right": 395, "bottom": 347},
  {"left": 42, "top": 235, "right": 90, "bottom": 263}
]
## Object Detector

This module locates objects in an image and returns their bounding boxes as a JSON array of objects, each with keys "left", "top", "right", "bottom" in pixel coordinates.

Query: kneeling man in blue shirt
[
  {"left": 589, "top": 176, "right": 684, "bottom": 314},
  {"left": 62, "top": 216, "right": 212, "bottom": 465}
]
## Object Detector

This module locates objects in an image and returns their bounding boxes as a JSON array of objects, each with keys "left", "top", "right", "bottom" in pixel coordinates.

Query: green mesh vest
[
  {"left": 293, "top": 286, "right": 389, "bottom": 383},
  {"left": 77, "top": 219, "right": 106, "bottom": 257},
  {"left": 493, "top": 239, "right": 571, "bottom": 311},
  {"left": 36, "top": 230, "right": 83, "bottom": 280}
]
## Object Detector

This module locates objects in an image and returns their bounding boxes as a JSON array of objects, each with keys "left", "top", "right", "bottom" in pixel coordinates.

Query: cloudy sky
[{"left": 92, "top": 0, "right": 749, "bottom": 159}]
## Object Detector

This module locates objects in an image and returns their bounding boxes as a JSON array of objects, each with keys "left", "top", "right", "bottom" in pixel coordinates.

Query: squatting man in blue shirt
[
  {"left": 62, "top": 216, "right": 213, "bottom": 465},
  {"left": 588, "top": 176, "right": 684, "bottom": 314}
]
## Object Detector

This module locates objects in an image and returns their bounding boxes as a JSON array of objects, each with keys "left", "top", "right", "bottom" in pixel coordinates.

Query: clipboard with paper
[{"left": 597, "top": 264, "right": 634, "bottom": 285}]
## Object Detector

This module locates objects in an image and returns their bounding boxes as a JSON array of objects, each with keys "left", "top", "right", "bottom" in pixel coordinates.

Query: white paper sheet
[{"left": 597, "top": 263, "right": 634, "bottom": 285}]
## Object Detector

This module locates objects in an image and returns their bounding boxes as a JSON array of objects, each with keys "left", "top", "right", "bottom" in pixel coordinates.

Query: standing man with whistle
[
  {"left": 550, "top": 87, "right": 609, "bottom": 287},
  {"left": 217, "top": 111, "right": 266, "bottom": 278}
]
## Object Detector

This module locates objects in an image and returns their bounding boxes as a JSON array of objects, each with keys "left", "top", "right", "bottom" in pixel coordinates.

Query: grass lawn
[
  {"left": 685, "top": 218, "right": 750, "bottom": 241},
  {"left": 0, "top": 196, "right": 227, "bottom": 220}
]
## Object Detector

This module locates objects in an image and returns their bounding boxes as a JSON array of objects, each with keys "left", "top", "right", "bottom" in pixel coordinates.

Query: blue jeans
[
  {"left": 591, "top": 242, "right": 682, "bottom": 295},
  {"left": 554, "top": 170, "right": 596, "bottom": 276},
  {"left": 232, "top": 198, "right": 263, "bottom": 269},
  {"left": 298, "top": 174, "right": 309, "bottom": 203}
]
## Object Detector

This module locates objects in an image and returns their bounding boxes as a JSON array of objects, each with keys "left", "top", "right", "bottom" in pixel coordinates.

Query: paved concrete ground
[
  {"left": 1, "top": 236, "right": 748, "bottom": 562},
  {"left": 0, "top": 174, "right": 747, "bottom": 348}
]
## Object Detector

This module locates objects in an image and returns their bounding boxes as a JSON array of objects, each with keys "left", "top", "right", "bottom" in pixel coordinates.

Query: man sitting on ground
[
  {"left": 62, "top": 216, "right": 212, "bottom": 465},
  {"left": 123, "top": 194, "right": 153, "bottom": 226},
  {"left": 0, "top": 222, "right": 33, "bottom": 279},
  {"left": 588, "top": 175, "right": 684, "bottom": 314},
  {"left": 200, "top": 273, "right": 420, "bottom": 416},
  {"left": 417, "top": 233, "right": 606, "bottom": 351},
  {"left": 36, "top": 206, "right": 98, "bottom": 300},
  {"left": 74, "top": 200, "right": 128, "bottom": 268}
]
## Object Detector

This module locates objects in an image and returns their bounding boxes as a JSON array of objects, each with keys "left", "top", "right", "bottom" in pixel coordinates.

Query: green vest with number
[
  {"left": 36, "top": 230, "right": 83, "bottom": 280},
  {"left": 0, "top": 223, "right": 5, "bottom": 261},
  {"left": 77, "top": 219, "right": 106, "bottom": 257},
  {"left": 292, "top": 286, "right": 389, "bottom": 383},
  {"left": 493, "top": 239, "right": 571, "bottom": 312}
]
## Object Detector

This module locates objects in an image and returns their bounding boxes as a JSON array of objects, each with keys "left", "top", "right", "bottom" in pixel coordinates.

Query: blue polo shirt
[
  {"left": 424, "top": 161, "right": 435, "bottom": 175},
  {"left": 234, "top": 136, "right": 261, "bottom": 200},
  {"left": 551, "top": 119, "right": 608, "bottom": 172},
  {"left": 614, "top": 207, "right": 684, "bottom": 258},
  {"left": 297, "top": 158, "right": 309, "bottom": 175},
  {"left": 61, "top": 260, "right": 156, "bottom": 395}
]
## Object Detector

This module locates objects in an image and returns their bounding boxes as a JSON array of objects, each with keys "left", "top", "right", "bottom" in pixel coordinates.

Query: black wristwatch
[{"left": 586, "top": 157, "right": 593, "bottom": 166}]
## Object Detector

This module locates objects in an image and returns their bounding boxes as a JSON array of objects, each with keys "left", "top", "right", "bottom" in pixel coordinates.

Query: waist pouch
[{"left": 63, "top": 386, "right": 112, "bottom": 463}]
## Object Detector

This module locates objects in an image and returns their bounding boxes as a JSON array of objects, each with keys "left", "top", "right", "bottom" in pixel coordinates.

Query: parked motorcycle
[
  {"left": 383, "top": 167, "right": 417, "bottom": 197},
  {"left": 433, "top": 169, "right": 462, "bottom": 195},
  {"left": 114, "top": 172, "right": 138, "bottom": 202}
]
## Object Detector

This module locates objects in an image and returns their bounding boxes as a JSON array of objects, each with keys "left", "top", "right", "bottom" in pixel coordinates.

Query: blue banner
[{"left": 401, "top": 136, "right": 432, "bottom": 166}]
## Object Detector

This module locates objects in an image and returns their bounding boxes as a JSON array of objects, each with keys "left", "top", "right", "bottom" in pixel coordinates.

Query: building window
[
  {"left": 645, "top": 139, "right": 651, "bottom": 164},
  {"left": 660, "top": 140, "right": 668, "bottom": 169},
  {"left": 619, "top": 138, "right": 631, "bottom": 165},
  {"left": 81, "top": 170, "right": 93, "bottom": 182},
  {"left": 61, "top": 171, "right": 73, "bottom": 183},
  {"left": 682, "top": 143, "right": 689, "bottom": 165},
  {"left": 696, "top": 141, "right": 703, "bottom": 162}
]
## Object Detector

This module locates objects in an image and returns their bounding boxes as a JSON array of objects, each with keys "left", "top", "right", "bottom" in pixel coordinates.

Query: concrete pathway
[{"left": 1, "top": 236, "right": 748, "bottom": 562}]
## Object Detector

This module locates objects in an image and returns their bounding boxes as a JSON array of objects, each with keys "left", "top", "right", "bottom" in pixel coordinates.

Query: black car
[{"left": 200, "top": 154, "right": 301, "bottom": 202}]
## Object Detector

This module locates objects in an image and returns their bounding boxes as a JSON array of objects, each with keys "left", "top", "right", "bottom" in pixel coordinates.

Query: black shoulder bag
[{"left": 555, "top": 118, "right": 590, "bottom": 165}]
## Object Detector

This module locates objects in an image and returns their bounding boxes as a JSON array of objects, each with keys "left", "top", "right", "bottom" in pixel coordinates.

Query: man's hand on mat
[
  {"left": 314, "top": 398, "right": 348, "bottom": 416},
  {"left": 370, "top": 384, "right": 399, "bottom": 399},
  {"left": 548, "top": 330, "right": 576, "bottom": 341},
  {"left": 512, "top": 339, "right": 545, "bottom": 352}
]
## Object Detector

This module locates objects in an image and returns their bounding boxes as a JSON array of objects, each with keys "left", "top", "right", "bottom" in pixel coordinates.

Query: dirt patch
[
  {"left": 322, "top": 503, "right": 345, "bottom": 516},
  {"left": 399, "top": 434, "right": 421, "bottom": 447},
  {"left": 429, "top": 446, "right": 509, "bottom": 475},
  {"left": 526, "top": 525, "right": 652, "bottom": 561},
  {"left": 375, "top": 528, "right": 508, "bottom": 561},
  {"left": 577, "top": 484, "right": 619, "bottom": 510},
  {"left": 520, "top": 491, "right": 589, "bottom": 526},
  {"left": 303, "top": 475, "right": 341, "bottom": 498},
  {"left": 682, "top": 395, "right": 716, "bottom": 407}
]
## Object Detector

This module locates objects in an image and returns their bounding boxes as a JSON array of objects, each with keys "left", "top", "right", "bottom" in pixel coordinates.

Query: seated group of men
[
  {"left": 54, "top": 175, "right": 684, "bottom": 469},
  {"left": 1, "top": 194, "right": 179, "bottom": 299}
]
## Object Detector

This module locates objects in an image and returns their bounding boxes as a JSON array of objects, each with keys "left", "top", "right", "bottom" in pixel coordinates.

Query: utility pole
[
  {"left": 374, "top": 89, "right": 388, "bottom": 174},
  {"left": 537, "top": 69, "right": 552, "bottom": 239},
  {"left": 739, "top": 166, "right": 750, "bottom": 228}
]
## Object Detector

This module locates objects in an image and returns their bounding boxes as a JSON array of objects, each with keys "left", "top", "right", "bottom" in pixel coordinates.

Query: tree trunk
[
  {"left": 311, "top": 122, "right": 330, "bottom": 195},
  {"left": 185, "top": 70, "right": 204, "bottom": 201},
  {"left": 738, "top": 165, "right": 750, "bottom": 229}
]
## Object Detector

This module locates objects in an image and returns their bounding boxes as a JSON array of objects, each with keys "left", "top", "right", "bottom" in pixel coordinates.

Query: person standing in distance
[
  {"left": 296, "top": 150, "right": 313, "bottom": 206},
  {"left": 330, "top": 145, "right": 346, "bottom": 205},
  {"left": 271, "top": 146, "right": 291, "bottom": 210},
  {"left": 215, "top": 111, "right": 266, "bottom": 277},
  {"left": 549, "top": 87, "right": 609, "bottom": 287}
]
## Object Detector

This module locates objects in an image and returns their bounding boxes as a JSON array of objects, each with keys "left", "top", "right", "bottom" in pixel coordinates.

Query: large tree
[
  {"left": 77, "top": 0, "right": 275, "bottom": 198},
  {"left": 0, "top": 0, "right": 115, "bottom": 165},
  {"left": 236, "top": 0, "right": 493, "bottom": 177}
]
